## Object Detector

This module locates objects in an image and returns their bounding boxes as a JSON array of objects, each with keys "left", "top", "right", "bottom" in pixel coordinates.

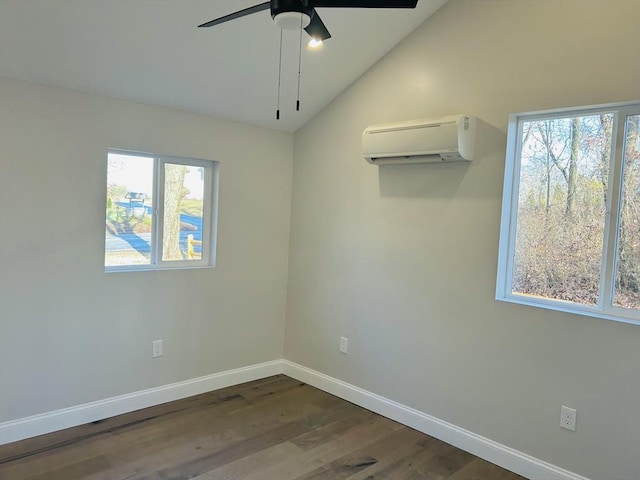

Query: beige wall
[
  {"left": 0, "top": 78, "right": 293, "bottom": 421},
  {"left": 1, "top": 1, "right": 639, "bottom": 478},
  {"left": 285, "top": 1, "right": 640, "bottom": 479}
]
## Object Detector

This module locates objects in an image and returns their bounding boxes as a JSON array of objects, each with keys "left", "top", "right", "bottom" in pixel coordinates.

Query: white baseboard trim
[
  {"left": 282, "top": 360, "right": 590, "bottom": 480},
  {"left": 0, "top": 359, "right": 589, "bottom": 480},
  {"left": 0, "top": 360, "right": 283, "bottom": 445}
]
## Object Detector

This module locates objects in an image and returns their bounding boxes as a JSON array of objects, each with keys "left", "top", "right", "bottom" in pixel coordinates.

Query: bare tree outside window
[
  {"left": 614, "top": 115, "right": 640, "bottom": 309},
  {"left": 513, "top": 114, "right": 611, "bottom": 306},
  {"left": 497, "top": 103, "right": 639, "bottom": 324}
]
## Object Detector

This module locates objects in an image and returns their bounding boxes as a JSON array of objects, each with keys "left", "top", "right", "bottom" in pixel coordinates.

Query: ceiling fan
[
  {"left": 198, "top": 0, "right": 419, "bottom": 41},
  {"left": 199, "top": 1, "right": 419, "bottom": 119}
]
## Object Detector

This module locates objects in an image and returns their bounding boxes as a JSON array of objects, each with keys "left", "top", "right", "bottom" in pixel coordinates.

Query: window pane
[
  {"left": 614, "top": 115, "right": 640, "bottom": 309},
  {"left": 512, "top": 114, "right": 613, "bottom": 306},
  {"left": 162, "top": 164, "right": 205, "bottom": 262},
  {"left": 105, "top": 153, "right": 154, "bottom": 267}
]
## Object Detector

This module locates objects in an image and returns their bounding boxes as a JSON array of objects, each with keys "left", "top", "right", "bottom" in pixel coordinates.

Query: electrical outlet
[
  {"left": 339, "top": 337, "right": 348, "bottom": 354},
  {"left": 152, "top": 339, "right": 163, "bottom": 358},
  {"left": 560, "top": 406, "right": 576, "bottom": 431}
]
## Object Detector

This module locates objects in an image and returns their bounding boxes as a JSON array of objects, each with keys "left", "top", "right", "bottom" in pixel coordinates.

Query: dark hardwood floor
[{"left": 0, "top": 375, "right": 525, "bottom": 479}]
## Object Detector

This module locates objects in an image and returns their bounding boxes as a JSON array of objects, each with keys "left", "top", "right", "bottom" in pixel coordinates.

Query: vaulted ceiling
[{"left": 0, "top": 0, "right": 447, "bottom": 131}]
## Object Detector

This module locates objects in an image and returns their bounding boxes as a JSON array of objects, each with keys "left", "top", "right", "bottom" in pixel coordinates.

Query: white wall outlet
[
  {"left": 560, "top": 405, "right": 576, "bottom": 431},
  {"left": 339, "top": 336, "right": 348, "bottom": 354},
  {"left": 152, "top": 339, "right": 163, "bottom": 358},
  {"left": 340, "top": 337, "right": 349, "bottom": 354}
]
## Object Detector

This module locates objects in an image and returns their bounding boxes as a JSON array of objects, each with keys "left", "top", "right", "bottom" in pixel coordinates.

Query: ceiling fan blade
[
  {"left": 198, "top": 2, "right": 271, "bottom": 28},
  {"left": 311, "top": 0, "right": 417, "bottom": 7},
  {"left": 305, "top": 10, "right": 332, "bottom": 41}
]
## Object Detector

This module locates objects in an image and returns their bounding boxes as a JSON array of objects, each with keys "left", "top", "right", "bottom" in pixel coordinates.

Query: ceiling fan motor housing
[{"left": 271, "top": 0, "right": 314, "bottom": 29}]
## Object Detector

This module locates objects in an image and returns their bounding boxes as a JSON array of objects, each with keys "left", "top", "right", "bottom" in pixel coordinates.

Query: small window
[
  {"left": 105, "top": 150, "right": 218, "bottom": 271},
  {"left": 496, "top": 102, "right": 639, "bottom": 324}
]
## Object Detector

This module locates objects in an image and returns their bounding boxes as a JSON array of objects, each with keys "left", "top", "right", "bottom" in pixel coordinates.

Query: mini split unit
[{"left": 362, "top": 114, "right": 477, "bottom": 165}]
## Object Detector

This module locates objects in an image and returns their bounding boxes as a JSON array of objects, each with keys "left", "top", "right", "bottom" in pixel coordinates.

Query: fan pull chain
[
  {"left": 276, "top": 29, "right": 283, "bottom": 120},
  {"left": 296, "top": 13, "right": 303, "bottom": 111}
]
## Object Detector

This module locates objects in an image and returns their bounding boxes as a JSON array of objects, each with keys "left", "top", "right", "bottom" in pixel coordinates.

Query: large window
[
  {"left": 496, "top": 102, "right": 639, "bottom": 324},
  {"left": 105, "top": 150, "right": 218, "bottom": 271}
]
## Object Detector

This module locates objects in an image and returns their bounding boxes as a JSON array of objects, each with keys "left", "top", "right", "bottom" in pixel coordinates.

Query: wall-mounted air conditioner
[{"left": 362, "top": 114, "right": 477, "bottom": 165}]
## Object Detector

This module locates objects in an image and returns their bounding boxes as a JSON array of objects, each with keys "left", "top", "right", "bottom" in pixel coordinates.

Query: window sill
[
  {"left": 105, "top": 264, "right": 215, "bottom": 274},
  {"left": 496, "top": 294, "right": 640, "bottom": 326}
]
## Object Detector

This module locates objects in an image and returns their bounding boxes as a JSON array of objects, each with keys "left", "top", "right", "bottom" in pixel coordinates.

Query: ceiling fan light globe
[{"left": 274, "top": 11, "right": 311, "bottom": 30}]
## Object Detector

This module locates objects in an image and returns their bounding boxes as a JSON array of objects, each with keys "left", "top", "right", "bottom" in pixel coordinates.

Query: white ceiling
[{"left": 0, "top": 0, "right": 447, "bottom": 132}]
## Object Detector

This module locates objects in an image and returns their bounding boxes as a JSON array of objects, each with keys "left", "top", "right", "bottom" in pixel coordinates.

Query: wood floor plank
[
  {"left": 1, "top": 394, "right": 248, "bottom": 479},
  {"left": 345, "top": 440, "right": 475, "bottom": 480},
  {"left": 445, "top": 457, "right": 526, "bottom": 480},
  {"left": 220, "top": 414, "right": 408, "bottom": 480},
  {"left": 15, "top": 455, "right": 112, "bottom": 480},
  {"left": 86, "top": 383, "right": 324, "bottom": 480},
  {"left": 2, "top": 376, "right": 318, "bottom": 479},
  {"left": 152, "top": 421, "right": 311, "bottom": 480},
  {"left": 0, "top": 382, "right": 247, "bottom": 463},
  {"left": 0, "top": 375, "right": 525, "bottom": 480},
  {"left": 290, "top": 406, "right": 378, "bottom": 451},
  {"left": 191, "top": 442, "right": 305, "bottom": 480},
  {"left": 315, "top": 427, "right": 429, "bottom": 480},
  {"left": 293, "top": 427, "right": 426, "bottom": 480}
]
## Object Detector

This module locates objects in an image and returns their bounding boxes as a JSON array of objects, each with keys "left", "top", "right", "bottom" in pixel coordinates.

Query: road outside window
[{"left": 105, "top": 150, "right": 218, "bottom": 271}]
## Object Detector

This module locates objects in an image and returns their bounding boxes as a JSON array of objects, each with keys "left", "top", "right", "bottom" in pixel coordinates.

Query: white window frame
[
  {"left": 105, "top": 149, "right": 219, "bottom": 273},
  {"left": 496, "top": 101, "right": 640, "bottom": 325}
]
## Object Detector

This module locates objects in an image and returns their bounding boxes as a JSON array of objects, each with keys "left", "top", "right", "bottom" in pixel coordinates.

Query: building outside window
[{"left": 105, "top": 150, "right": 218, "bottom": 271}]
